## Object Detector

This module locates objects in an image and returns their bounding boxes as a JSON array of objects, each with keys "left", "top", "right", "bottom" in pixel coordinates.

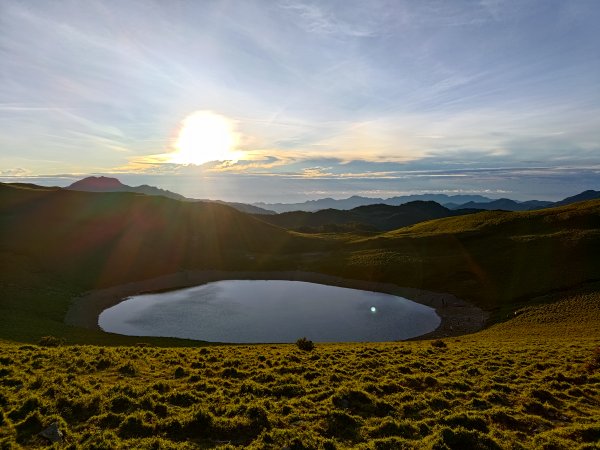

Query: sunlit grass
[{"left": 0, "top": 290, "right": 598, "bottom": 449}]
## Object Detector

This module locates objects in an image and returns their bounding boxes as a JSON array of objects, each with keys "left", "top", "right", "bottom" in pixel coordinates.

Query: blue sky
[{"left": 1, "top": 0, "right": 599, "bottom": 201}]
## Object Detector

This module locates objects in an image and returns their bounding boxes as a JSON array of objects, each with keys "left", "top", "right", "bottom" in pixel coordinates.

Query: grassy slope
[
  {"left": 1, "top": 184, "right": 600, "bottom": 343},
  {"left": 253, "top": 201, "right": 459, "bottom": 232},
  {"left": 0, "top": 184, "right": 599, "bottom": 448},
  {"left": 0, "top": 184, "right": 316, "bottom": 344},
  {"left": 0, "top": 288, "right": 598, "bottom": 449},
  {"left": 312, "top": 200, "right": 600, "bottom": 309}
]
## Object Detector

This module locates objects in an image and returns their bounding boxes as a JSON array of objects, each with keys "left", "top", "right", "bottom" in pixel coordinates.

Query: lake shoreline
[{"left": 65, "top": 270, "right": 489, "bottom": 341}]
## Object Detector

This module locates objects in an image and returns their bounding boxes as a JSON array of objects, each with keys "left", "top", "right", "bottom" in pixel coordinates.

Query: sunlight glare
[{"left": 170, "top": 111, "right": 239, "bottom": 165}]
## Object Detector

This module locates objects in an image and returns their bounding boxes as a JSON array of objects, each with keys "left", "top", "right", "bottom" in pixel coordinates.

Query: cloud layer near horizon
[{"left": 1, "top": 0, "right": 599, "bottom": 197}]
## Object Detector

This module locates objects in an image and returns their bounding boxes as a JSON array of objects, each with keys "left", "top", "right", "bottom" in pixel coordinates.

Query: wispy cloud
[
  {"left": 279, "top": 1, "right": 379, "bottom": 37},
  {"left": 1, "top": 0, "right": 599, "bottom": 200}
]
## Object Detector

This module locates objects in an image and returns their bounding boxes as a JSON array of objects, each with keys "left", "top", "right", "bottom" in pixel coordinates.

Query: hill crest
[{"left": 66, "top": 176, "right": 274, "bottom": 214}]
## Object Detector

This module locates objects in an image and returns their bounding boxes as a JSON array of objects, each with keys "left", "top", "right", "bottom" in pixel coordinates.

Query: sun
[{"left": 169, "top": 111, "right": 240, "bottom": 165}]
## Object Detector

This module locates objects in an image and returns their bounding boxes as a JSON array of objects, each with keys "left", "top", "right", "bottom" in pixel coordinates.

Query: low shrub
[
  {"left": 181, "top": 407, "right": 214, "bottom": 438},
  {"left": 367, "top": 417, "right": 419, "bottom": 439},
  {"left": 15, "top": 411, "right": 44, "bottom": 443},
  {"left": 296, "top": 337, "right": 315, "bottom": 351},
  {"left": 37, "top": 336, "right": 63, "bottom": 347},
  {"left": 431, "top": 339, "right": 447, "bottom": 349},
  {"left": 584, "top": 347, "right": 600, "bottom": 372},
  {"left": 118, "top": 362, "right": 138, "bottom": 377},
  {"left": 117, "top": 413, "right": 154, "bottom": 438},
  {"left": 429, "top": 426, "right": 502, "bottom": 450},
  {"left": 442, "top": 413, "right": 488, "bottom": 432},
  {"left": 324, "top": 410, "right": 360, "bottom": 439},
  {"left": 8, "top": 395, "right": 41, "bottom": 422}
]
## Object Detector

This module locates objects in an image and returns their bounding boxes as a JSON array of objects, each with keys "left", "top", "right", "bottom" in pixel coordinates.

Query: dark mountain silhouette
[
  {"left": 447, "top": 191, "right": 600, "bottom": 211},
  {"left": 66, "top": 178, "right": 599, "bottom": 215},
  {"left": 0, "top": 182, "right": 307, "bottom": 287},
  {"left": 254, "top": 190, "right": 600, "bottom": 230},
  {"left": 254, "top": 201, "right": 477, "bottom": 232},
  {"left": 67, "top": 176, "right": 187, "bottom": 201},
  {"left": 553, "top": 190, "right": 600, "bottom": 207},
  {"left": 254, "top": 190, "right": 600, "bottom": 214},
  {"left": 67, "top": 176, "right": 275, "bottom": 215},
  {"left": 253, "top": 194, "right": 494, "bottom": 213}
]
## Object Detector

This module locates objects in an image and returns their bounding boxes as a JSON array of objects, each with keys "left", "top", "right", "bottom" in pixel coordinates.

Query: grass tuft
[{"left": 296, "top": 337, "right": 315, "bottom": 351}]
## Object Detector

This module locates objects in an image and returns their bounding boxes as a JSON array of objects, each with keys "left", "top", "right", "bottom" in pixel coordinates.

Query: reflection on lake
[{"left": 99, "top": 280, "right": 440, "bottom": 343}]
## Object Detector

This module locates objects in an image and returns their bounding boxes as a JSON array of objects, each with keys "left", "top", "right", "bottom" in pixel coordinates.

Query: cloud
[
  {"left": 279, "top": 1, "right": 378, "bottom": 37},
  {"left": 0, "top": 168, "right": 31, "bottom": 177},
  {"left": 301, "top": 166, "right": 335, "bottom": 177},
  {"left": 1, "top": 0, "right": 599, "bottom": 196}
]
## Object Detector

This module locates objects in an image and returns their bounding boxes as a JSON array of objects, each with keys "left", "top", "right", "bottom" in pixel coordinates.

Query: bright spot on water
[{"left": 370, "top": 306, "right": 377, "bottom": 313}]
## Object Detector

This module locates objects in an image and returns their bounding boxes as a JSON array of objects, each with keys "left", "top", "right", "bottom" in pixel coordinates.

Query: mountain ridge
[
  {"left": 64, "top": 176, "right": 600, "bottom": 215},
  {"left": 66, "top": 176, "right": 275, "bottom": 215},
  {"left": 253, "top": 193, "right": 495, "bottom": 213},
  {"left": 254, "top": 190, "right": 600, "bottom": 213}
]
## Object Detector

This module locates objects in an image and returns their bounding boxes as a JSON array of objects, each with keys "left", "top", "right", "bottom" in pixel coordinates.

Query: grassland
[
  {"left": 1, "top": 183, "right": 599, "bottom": 448},
  {"left": 2, "top": 183, "right": 599, "bottom": 344},
  {"left": 0, "top": 288, "right": 599, "bottom": 449}
]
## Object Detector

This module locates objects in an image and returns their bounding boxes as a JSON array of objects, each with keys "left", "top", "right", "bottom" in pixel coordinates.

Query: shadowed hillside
[
  {"left": 382, "top": 200, "right": 600, "bottom": 236},
  {"left": 319, "top": 200, "right": 600, "bottom": 309},
  {"left": 0, "top": 183, "right": 309, "bottom": 288},
  {"left": 253, "top": 201, "right": 476, "bottom": 232},
  {"left": 0, "top": 183, "right": 324, "bottom": 342},
  {"left": 1, "top": 183, "right": 599, "bottom": 344},
  {"left": 447, "top": 198, "right": 552, "bottom": 211}
]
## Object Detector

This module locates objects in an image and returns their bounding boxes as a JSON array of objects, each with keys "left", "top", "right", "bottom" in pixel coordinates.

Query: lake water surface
[{"left": 98, "top": 280, "right": 440, "bottom": 343}]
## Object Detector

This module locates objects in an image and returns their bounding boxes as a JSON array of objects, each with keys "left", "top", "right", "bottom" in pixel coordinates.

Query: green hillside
[
  {"left": 0, "top": 183, "right": 315, "bottom": 343},
  {"left": 381, "top": 199, "right": 600, "bottom": 236},
  {"left": 312, "top": 200, "right": 600, "bottom": 309},
  {"left": 1, "top": 183, "right": 600, "bottom": 343},
  {"left": 0, "top": 183, "right": 599, "bottom": 448},
  {"left": 253, "top": 201, "right": 469, "bottom": 232},
  {"left": 0, "top": 183, "right": 311, "bottom": 284}
]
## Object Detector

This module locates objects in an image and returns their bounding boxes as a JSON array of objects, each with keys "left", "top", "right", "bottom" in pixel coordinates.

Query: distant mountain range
[
  {"left": 66, "top": 176, "right": 275, "bottom": 215},
  {"left": 254, "top": 191, "right": 600, "bottom": 213},
  {"left": 65, "top": 177, "right": 599, "bottom": 226},
  {"left": 2, "top": 180, "right": 599, "bottom": 315},
  {"left": 253, "top": 194, "right": 494, "bottom": 213}
]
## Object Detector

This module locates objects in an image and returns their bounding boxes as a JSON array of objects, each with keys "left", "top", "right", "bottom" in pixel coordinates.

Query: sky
[{"left": 1, "top": 0, "right": 599, "bottom": 202}]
